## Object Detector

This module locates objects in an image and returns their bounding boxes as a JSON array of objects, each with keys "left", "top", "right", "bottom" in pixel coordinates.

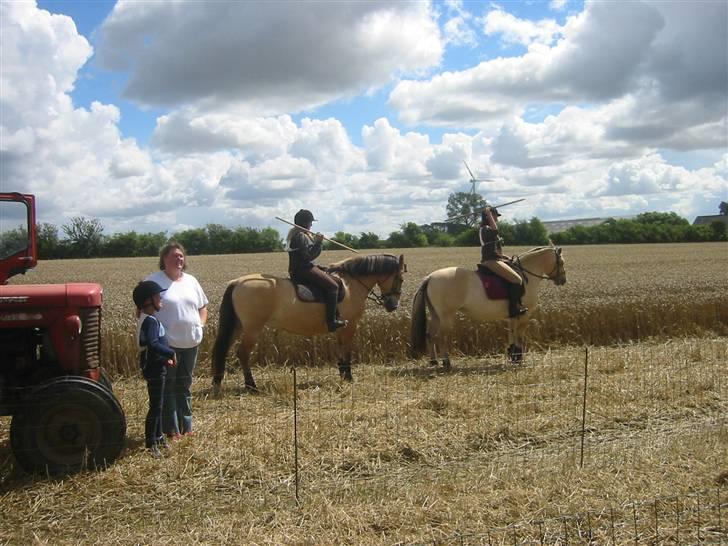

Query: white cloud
[
  {"left": 483, "top": 8, "right": 561, "bottom": 47},
  {"left": 1, "top": 1, "right": 725, "bottom": 240},
  {"left": 96, "top": 1, "right": 443, "bottom": 114}
]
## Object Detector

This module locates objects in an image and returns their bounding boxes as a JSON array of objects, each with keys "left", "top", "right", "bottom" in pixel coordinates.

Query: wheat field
[{"left": 0, "top": 243, "right": 726, "bottom": 544}]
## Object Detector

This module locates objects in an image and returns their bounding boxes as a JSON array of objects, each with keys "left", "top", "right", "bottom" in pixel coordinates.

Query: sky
[{"left": 1, "top": 0, "right": 726, "bottom": 239}]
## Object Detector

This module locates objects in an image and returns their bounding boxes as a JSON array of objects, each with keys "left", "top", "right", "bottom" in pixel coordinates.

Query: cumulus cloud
[
  {"left": 389, "top": 1, "right": 726, "bottom": 156},
  {"left": 1, "top": 1, "right": 725, "bottom": 239},
  {"left": 96, "top": 1, "right": 443, "bottom": 113},
  {"left": 483, "top": 8, "right": 561, "bottom": 47}
]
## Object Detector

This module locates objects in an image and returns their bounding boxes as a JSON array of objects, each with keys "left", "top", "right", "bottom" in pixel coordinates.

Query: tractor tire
[{"left": 10, "top": 376, "right": 126, "bottom": 475}]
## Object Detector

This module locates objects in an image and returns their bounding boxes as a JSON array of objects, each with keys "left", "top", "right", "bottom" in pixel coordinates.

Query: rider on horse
[
  {"left": 287, "top": 209, "right": 348, "bottom": 332},
  {"left": 479, "top": 206, "right": 528, "bottom": 318}
]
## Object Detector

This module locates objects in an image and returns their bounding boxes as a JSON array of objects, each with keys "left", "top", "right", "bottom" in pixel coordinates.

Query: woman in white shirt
[{"left": 146, "top": 242, "right": 208, "bottom": 438}]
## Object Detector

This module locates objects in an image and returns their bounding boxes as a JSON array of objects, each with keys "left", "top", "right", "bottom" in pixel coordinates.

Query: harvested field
[
  {"left": 1, "top": 243, "right": 726, "bottom": 544},
  {"left": 8, "top": 242, "right": 728, "bottom": 375}
]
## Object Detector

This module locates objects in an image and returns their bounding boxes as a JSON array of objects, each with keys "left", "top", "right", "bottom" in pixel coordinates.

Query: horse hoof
[
  {"left": 339, "top": 369, "right": 353, "bottom": 382},
  {"left": 245, "top": 383, "right": 259, "bottom": 393},
  {"left": 429, "top": 359, "right": 438, "bottom": 367},
  {"left": 507, "top": 344, "right": 524, "bottom": 363},
  {"left": 442, "top": 358, "right": 451, "bottom": 370},
  {"left": 211, "top": 382, "right": 223, "bottom": 398}
]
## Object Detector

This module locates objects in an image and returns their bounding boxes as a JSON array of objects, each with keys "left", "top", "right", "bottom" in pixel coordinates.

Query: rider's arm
[
  {"left": 291, "top": 230, "right": 322, "bottom": 263},
  {"left": 483, "top": 207, "right": 499, "bottom": 231}
]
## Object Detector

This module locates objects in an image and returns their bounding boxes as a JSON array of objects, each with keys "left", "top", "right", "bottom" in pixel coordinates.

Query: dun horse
[
  {"left": 411, "top": 244, "right": 566, "bottom": 366},
  {"left": 212, "top": 254, "right": 406, "bottom": 391}
]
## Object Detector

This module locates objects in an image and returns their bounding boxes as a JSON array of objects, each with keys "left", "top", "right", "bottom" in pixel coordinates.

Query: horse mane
[
  {"left": 328, "top": 254, "right": 399, "bottom": 277},
  {"left": 518, "top": 245, "right": 555, "bottom": 259}
]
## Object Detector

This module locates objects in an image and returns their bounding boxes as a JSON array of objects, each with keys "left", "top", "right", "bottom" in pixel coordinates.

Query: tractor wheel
[{"left": 10, "top": 377, "right": 126, "bottom": 475}]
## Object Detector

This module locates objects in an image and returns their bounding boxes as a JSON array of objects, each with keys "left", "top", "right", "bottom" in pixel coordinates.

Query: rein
[
  {"left": 515, "top": 248, "right": 562, "bottom": 281},
  {"left": 349, "top": 271, "right": 402, "bottom": 307}
]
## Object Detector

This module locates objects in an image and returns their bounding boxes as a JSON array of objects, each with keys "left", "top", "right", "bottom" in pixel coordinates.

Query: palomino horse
[
  {"left": 410, "top": 243, "right": 566, "bottom": 366},
  {"left": 212, "top": 254, "right": 406, "bottom": 391}
]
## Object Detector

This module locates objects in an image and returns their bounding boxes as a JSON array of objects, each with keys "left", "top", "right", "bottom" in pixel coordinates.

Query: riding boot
[
  {"left": 325, "top": 292, "right": 347, "bottom": 332},
  {"left": 507, "top": 282, "right": 528, "bottom": 318}
]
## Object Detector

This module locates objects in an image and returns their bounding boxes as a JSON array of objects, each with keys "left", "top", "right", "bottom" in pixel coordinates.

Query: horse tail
[
  {"left": 212, "top": 281, "right": 239, "bottom": 383},
  {"left": 409, "top": 276, "right": 431, "bottom": 357}
]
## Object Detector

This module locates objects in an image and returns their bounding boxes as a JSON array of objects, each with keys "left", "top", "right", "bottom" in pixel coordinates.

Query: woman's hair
[{"left": 158, "top": 241, "right": 188, "bottom": 271}]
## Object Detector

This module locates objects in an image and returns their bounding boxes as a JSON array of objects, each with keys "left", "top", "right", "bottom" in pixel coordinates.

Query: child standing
[{"left": 133, "top": 280, "right": 177, "bottom": 458}]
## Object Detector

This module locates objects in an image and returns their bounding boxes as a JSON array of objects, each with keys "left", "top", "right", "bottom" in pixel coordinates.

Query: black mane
[{"left": 328, "top": 254, "right": 399, "bottom": 277}]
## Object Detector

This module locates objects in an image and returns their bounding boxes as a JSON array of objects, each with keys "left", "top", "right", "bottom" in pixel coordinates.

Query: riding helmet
[
  {"left": 133, "top": 280, "right": 167, "bottom": 309},
  {"left": 294, "top": 209, "right": 316, "bottom": 226}
]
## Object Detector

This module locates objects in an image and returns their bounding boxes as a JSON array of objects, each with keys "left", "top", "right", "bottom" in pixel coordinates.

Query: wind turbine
[{"left": 463, "top": 160, "right": 493, "bottom": 195}]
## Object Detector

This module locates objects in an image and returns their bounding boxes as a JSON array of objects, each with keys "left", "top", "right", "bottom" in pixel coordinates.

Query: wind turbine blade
[{"left": 463, "top": 160, "right": 476, "bottom": 182}]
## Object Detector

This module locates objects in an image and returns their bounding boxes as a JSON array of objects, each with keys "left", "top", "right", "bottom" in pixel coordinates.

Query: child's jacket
[{"left": 137, "top": 313, "right": 176, "bottom": 378}]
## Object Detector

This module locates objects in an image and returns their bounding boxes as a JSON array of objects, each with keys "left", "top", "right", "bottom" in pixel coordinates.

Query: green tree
[
  {"left": 446, "top": 191, "right": 487, "bottom": 229},
  {"left": 63, "top": 217, "right": 104, "bottom": 258},
  {"left": 172, "top": 228, "right": 209, "bottom": 255},
  {"left": 205, "top": 224, "right": 233, "bottom": 254},
  {"left": 104, "top": 231, "right": 141, "bottom": 257},
  {"left": 387, "top": 222, "right": 429, "bottom": 247},
  {"left": 37, "top": 222, "right": 63, "bottom": 259},
  {"left": 358, "top": 232, "right": 381, "bottom": 249},
  {"left": 325, "top": 231, "right": 359, "bottom": 251},
  {"left": 511, "top": 218, "right": 549, "bottom": 245}
]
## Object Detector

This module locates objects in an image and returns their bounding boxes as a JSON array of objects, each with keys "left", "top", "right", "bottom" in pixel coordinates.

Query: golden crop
[{"left": 12, "top": 242, "right": 727, "bottom": 375}]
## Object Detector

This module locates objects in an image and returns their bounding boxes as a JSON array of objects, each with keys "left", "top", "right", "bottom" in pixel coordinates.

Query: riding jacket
[
  {"left": 287, "top": 228, "right": 322, "bottom": 275},
  {"left": 480, "top": 225, "right": 504, "bottom": 262}
]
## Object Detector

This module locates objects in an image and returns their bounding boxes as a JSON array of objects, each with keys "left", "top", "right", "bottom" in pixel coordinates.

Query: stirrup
[
  {"left": 509, "top": 306, "right": 528, "bottom": 318},
  {"left": 327, "top": 318, "right": 348, "bottom": 332}
]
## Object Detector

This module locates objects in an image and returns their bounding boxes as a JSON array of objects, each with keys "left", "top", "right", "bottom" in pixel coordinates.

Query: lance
[
  {"left": 445, "top": 198, "right": 526, "bottom": 223},
  {"left": 275, "top": 216, "right": 360, "bottom": 253}
]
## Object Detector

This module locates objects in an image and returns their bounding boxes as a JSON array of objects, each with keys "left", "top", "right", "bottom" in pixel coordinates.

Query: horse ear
[
  {"left": 399, "top": 254, "right": 406, "bottom": 272},
  {"left": 548, "top": 238, "right": 555, "bottom": 248}
]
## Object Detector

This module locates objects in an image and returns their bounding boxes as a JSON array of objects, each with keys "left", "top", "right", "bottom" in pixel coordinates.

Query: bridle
[
  {"left": 515, "top": 247, "right": 563, "bottom": 282},
  {"left": 351, "top": 268, "right": 403, "bottom": 307}
]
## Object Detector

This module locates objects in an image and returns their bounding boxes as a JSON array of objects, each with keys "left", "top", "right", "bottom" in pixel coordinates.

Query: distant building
[
  {"left": 542, "top": 217, "right": 625, "bottom": 234},
  {"left": 693, "top": 214, "right": 728, "bottom": 226}
]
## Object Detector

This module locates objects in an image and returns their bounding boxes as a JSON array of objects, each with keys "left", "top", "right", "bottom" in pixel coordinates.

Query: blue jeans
[
  {"left": 162, "top": 346, "right": 198, "bottom": 435},
  {"left": 145, "top": 374, "right": 165, "bottom": 448}
]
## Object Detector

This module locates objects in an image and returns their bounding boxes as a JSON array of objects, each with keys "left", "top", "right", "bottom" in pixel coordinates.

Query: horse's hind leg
[
  {"left": 427, "top": 315, "right": 451, "bottom": 370},
  {"left": 237, "top": 334, "right": 259, "bottom": 392}
]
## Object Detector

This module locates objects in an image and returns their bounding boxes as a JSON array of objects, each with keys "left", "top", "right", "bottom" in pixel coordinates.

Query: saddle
[
  {"left": 290, "top": 275, "right": 346, "bottom": 303},
  {"left": 476, "top": 264, "right": 525, "bottom": 300}
]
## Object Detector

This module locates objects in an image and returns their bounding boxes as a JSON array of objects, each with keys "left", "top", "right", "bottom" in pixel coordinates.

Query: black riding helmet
[
  {"left": 480, "top": 207, "right": 501, "bottom": 225},
  {"left": 294, "top": 209, "right": 316, "bottom": 227},
  {"left": 133, "top": 280, "right": 167, "bottom": 309}
]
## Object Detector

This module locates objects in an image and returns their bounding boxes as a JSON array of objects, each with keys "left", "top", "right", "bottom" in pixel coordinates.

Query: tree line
[{"left": 15, "top": 194, "right": 726, "bottom": 260}]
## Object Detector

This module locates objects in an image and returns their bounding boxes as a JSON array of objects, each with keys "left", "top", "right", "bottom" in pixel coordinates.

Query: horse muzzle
[{"left": 384, "top": 297, "right": 399, "bottom": 312}]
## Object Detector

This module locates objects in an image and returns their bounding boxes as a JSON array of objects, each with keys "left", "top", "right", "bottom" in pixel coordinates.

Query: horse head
[
  {"left": 519, "top": 243, "right": 566, "bottom": 285},
  {"left": 329, "top": 253, "right": 406, "bottom": 312},
  {"left": 377, "top": 254, "right": 406, "bottom": 312}
]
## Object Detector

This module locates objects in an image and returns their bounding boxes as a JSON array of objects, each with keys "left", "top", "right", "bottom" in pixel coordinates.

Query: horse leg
[
  {"left": 336, "top": 326, "right": 356, "bottom": 382},
  {"left": 507, "top": 317, "right": 527, "bottom": 363},
  {"left": 427, "top": 313, "right": 440, "bottom": 367},
  {"left": 237, "top": 333, "right": 259, "bottom": 392},
  {"left": 430, "top": 314, "right": 452, "bottom": 370}
]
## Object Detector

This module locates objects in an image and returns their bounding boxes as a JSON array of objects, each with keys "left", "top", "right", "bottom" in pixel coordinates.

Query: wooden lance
[
  {"left": 445, "top": 198, "right": 526, "bottom": 223},
  {"left": 275, "top": 217, "right": 360, "bottom": 254}
]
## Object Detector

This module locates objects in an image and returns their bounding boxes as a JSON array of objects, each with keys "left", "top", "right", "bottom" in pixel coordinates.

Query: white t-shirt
[{"left": 145, "top": 271, "right": 209, "bottom": 349}]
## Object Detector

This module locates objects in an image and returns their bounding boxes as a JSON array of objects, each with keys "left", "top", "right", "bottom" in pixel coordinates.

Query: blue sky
[{"left": 2, "top": 0, "right": 726, "bottom": 237}]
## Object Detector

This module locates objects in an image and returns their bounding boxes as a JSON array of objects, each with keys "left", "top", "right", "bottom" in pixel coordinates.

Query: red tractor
[{"left": 0, "top": 193, "right": 126, "bottom": 474}]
